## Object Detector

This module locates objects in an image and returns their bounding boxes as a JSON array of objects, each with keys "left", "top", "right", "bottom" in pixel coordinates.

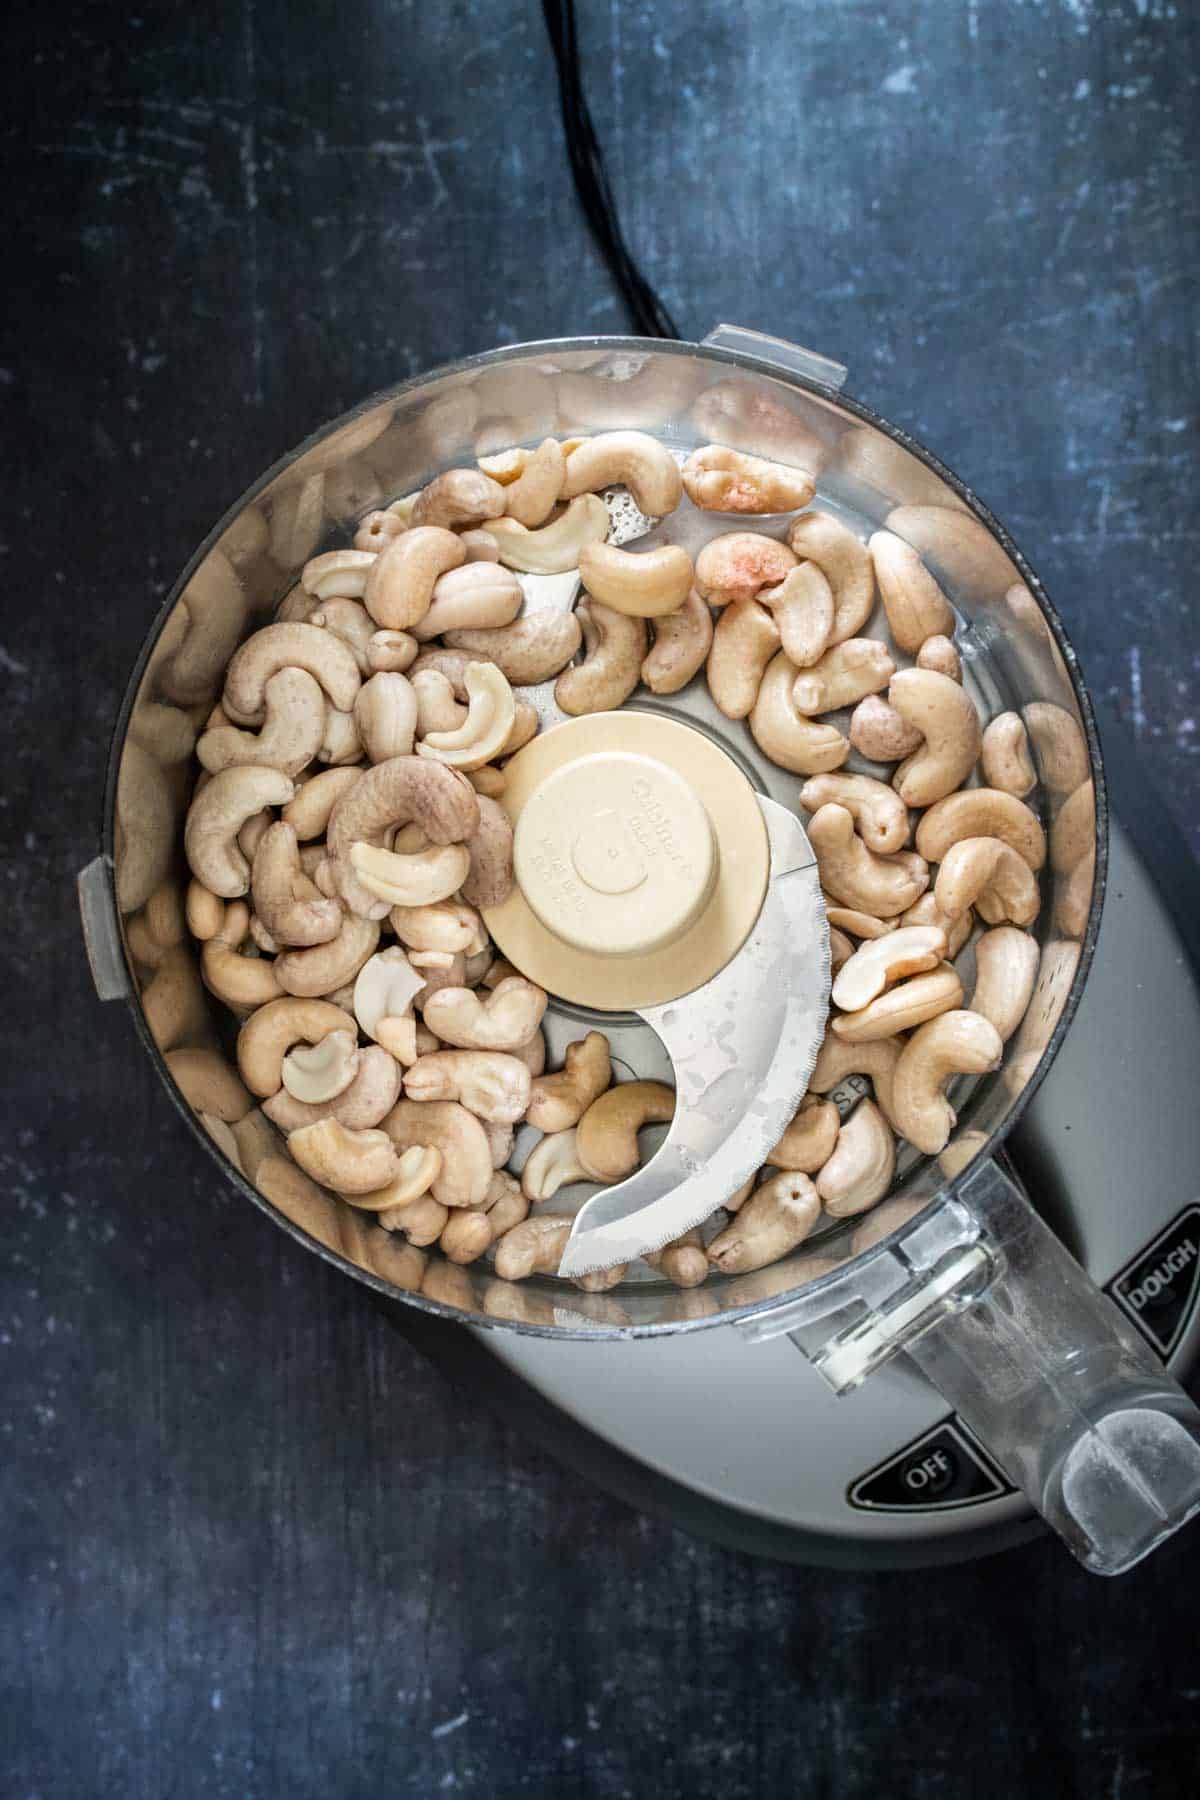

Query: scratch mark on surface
[
  {"left": 1128, "top": 646, "right": 1145, "bottom": 739},
  {"left": 882, "top": 65, "right": 919, "bottom": 94},
  {"left": 431, "top": 1711, "right": 469, "bottom": 1739}
]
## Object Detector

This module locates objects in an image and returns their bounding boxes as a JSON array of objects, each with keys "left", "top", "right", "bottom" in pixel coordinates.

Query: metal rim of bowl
[{"left": 100, "top": 334, "right": 1110, "bottom": 1340}]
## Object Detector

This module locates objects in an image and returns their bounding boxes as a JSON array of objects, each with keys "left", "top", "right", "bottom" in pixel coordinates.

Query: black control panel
[
  {"left": 1107, "top": 1204, "right": 1200, "bottom": 1360},
  {"left": 849, "top": 1420, "right": 1015, "bottom": 1513}
]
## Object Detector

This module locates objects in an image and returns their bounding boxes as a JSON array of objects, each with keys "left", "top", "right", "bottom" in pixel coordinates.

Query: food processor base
[{"left": 383, "top": 724, "right": 1200, "bottom": 1568}]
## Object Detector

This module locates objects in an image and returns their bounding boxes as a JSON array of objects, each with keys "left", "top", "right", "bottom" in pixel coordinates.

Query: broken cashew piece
[
  {"left": 750, "top": 652, "right": 849, "bottom": 774},
  {"left": 969, "top": 926, "right": 1039, "bottom": 1044},
  {"left": 891, "top": 1010, "right": 1004, "bottom": 1155},
  {"left": 422, "top": 976, "right": 548, "bottom": 1052},
  {"left": 521, "top": 1128, "right": 593, "bottom": 1201},
  {"left": 641, "top": 590, "right": 713, "bottom": 695},
  {"left": 694, "top": 531, "right": 797, "bottom": 606},
  {"left": 759, "top": 563, "right": 834, "bottom": 669},
  {"left": 786, "top": 511, "right": 875, "bottom": 643},
  {"left": 915, "top": 788, "right": 1046, "bottom": 871},
  {"left": 576, "top": 1080, "right": 676, "bottom": 1183},
  {"left": 816, "top": 1099, "right": 895, "bottom": 1217},
  {"left": 707, "top": 1172, "right": 820, "bottom": 1274},
  {"left": 281, "top": 1029, "right": 359, "bottom": 1103},
  {"left": 301, "top": 549, "right": 377, "bottom": 601},
  {"left": 706, "top": 599, "right": 780, "bottom": 719},
  {"left": 263, "top": 1046, "right": 401, "bottom": 1133},
  {"left": 900, "top": 891, "right": 974, "bottom": 960},
  {"left": 831, "top": 926, "right": 948, "bottom": 1012},
  {"left": 799, "top": 772, "right": 909, "bottom": 856},
  {"left": 682, "top": 444, "right": 815, "bottom": 514},
  {"left": 403, "top": 1050, "right": 531, "bottom": 1124},
  {"left": 416, "top": 661, "right": 516, "bottom": 771},
  {"left": 831, "top": 962, "right": 964, "bottom": 1043},
  {"left": 555, "top": 601, "right": 647, "bottom": 716},
  {"left": 869, "top": 529, "right": 955, "bottom": 652},
  {"left": 353, "top": 946, "right": 426, "bottom": 1058},
  {"left": 526, "top": 1031, "right": 612, "bottom": 1134},
  {"left": 808, "top": 804, "right": 928, "bottom": 917},
  {"left": 765, "top": 1096, "right": 840, "bottom": 1173},
  {"left": 791, "top": 638, "right": 896, "bottom": 716},
  {"left": 389, "top": 898, "right": 486, "bottom": 956},
  {"left": 363, "top": 527, "right": 466, "bottom": 631},
  {"left": 934, "top": 837, "right": 1041, "bottom": 927},
  {"left": 185, "top": 766, "right": 295, "bottom": 899},
  {"left": 560, "top": 431, "right": 682, "bottom": 516},
  {"left": 358, "top": 1148, "right": 446, "bottom": 1222},
  {"left": 482, "top": 495, "right": 609, "bottom": 574},
  {"left": 889, "top": 667, "right": 982, "bottom": 807},
  {"left": 578, "top": 540, "right": 694, "bottom": 618}
]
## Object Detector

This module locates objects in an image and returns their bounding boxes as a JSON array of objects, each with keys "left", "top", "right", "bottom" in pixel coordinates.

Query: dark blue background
[{"left": 3, "top": 1, "right": 1198, "bottom": 1794}]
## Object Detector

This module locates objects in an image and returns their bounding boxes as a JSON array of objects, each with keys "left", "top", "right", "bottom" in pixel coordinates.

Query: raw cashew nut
[
  {"left": 288, "top": 1119, "right": 404, "bottom": 1195},
  {"left": 892, "top": 1010, "right": 1004, "bottom": 1155},
  {"left": 389, "top": 898, "right": 486, "bottom": 956},
  {"left": 357, "top": 1148, "right": 445, "bottom": 1219},
  {"left": 377, "top": 1190, "right": 448, "bottom": 1244},
  {"left": 641, "top": 590, "right": 713, "bottom": 694},
  {"left": 707, "top": 1172, "right": 820, "bottom": 1274},
  {"left": 824, "top": 903, "right": 898, "bottom": 941},
  {"left": 799, "top": 773, "right": 909, "bottom": 856},
  {"left": 410, "top": 563, "right": 523, "bottom": 641},
  {"left": 578, "top": 541, "right": 694, "bottom": 618},
  {"left": 251, "top": 822, "right": 342, "bottom": 947},
  {"left": 442, "top": 613, "right": 583, "bottom": 684},
  {"left": 916, "top": 635, "right": 962, "bottom": 683},
  {"left": 197, "top": 668, "right": 325, "bottom": 777},
  {"left": 499, "top": 438, "right": 567, "bottom": 528},
  {"left": 460, "top": 796, "right": 515, "bottom": 908},
  {"left": 481, "top": 495, "right": 609, "bottom": 574},
  {"left": 560, "top": 431, "right": 682, "bottom": 515},
  {"left": 413, "top": 668, "right": 467, "bottom": 738},
  {"left": 808, "top": 804, "right": 928, "bottom": 917},
  {"left": 915, "top": 789, "right": 1046, "bottom": 871},
  {"left": 353, "top": 672, "right": 417, "bottom": 764},
  {"left": 483, "top": 1170, "right": 529, "bottom": 1240},
  {"left": 521, "top": 1128, "right": 592, "bottom": 1200},
  {"left": 682, "top": 444, "right": 815, "bottom": 514},
  {"left": 750, "top": 652, "right": 849, "bottom": 774},
  {"left": 791, "top": 638, "right": 895, "bottom": 716},
  {"left": 223, "top": 623, "right": 361, "bottom": 720},
  {"left": 185, "top": 767, "right": 295, "bottom": 898},
  {"left": 970, "top": 926, "right": 1039, "bottom": 1043},
  {"left": 301, "top": 549, "right": 377, "bottom": 601},
  {"left": 694, "top": 531, "right": 797, "bottom": 606},
  {"left": 786, "top": 511, "right": 875, "bottom": 644},
  {"left": 404, "top": 1050, "right": 531, "bottom": 1124},
  {"left": 283, "top": 767, "right": 360, "bottom": 841},
  {"left": 412, "top": 468, "right": 505, "bottom": 530},
  {"left": 274, "top": 912, "right": 380, "bottom": 998},
  {"left": 416, "top": 662, "right": 516, "bottom": 771},
  {"left": 900, "top": 891, "right": 974, "bottom": 960},
  {"left": 576, "top": 1080, "right": 676, "bottom": 1182},
  {"left": 645, "top": 1228, "right": 709, "bottom": 1289},
  {"left": 422, "top": 976, "right": 548, "bottom": 1051},
  {"left": 809, "top": 1029, "right": 905, "bottom": 1132},
  {"left": 364, "top": 527, "right": 465, "bottom": 630},
  {"left": 282, "top": 1029, "right": 359, "bottom": 1103},
  {"left": 128, "top": 700, "right": 198, "bottom": 766},
  {"left": 483, "top": 1118, "right": 514, "bottom": 1170},
  {"left": 438, "top": 1208, "right": 494, "bottom": 1266},
  {"left": 829, "top": 927, "right": 855, "bottom": 972},
  {"left": 237, "top": 996, "right": 357, "bottom": 1097},
  {"left": 157, "top": 552, "right": 246, "bottom": 705},
  {"left": 318, "top": 705, "right": 362, "bottom": 767},
  {"left": 263, "top": 1046, "right": 401, "bottom": 1132},
  {"left": 494, "top": 1215, "right": 573, "bottom": 1281},
  {"left": 759, "top": 564, "right": 834, "bottom": 669},
  {"left": 353, "top": 946, "right": 426, "bottom": 1054},
  {"left": 1050, "top": 780, "right": 1094, "bottom": 873},
  {"left": 981, "top": 711, "right": 1035, "bottom": 796},
  {"left": 832, "top": 926, "right": 948, "bottom": 1012},
  {"left": 849, "top": 694, "right": 923, "bottom": 763},
  {"left": 830, "top": 963, "right": 963, "bottom": 1042},
  {"left": 353, "top": 510, "right": 406, "bottom": 553},
  {"left": 382, "top": 1098, "right": 493, "bottom": 1208},
  {"left": 816, "top": 1100, "right": 895, "bottom": 1217},
  {"left": 869, "top": 530, "right": 955, "bottom": 652},
  {"left": 555, "top": 601, "right": 647, "bottom": 716},
  {"left": 326, "top": 754, "right": 479, "bottom": 917},
  {"left": 706, "top": 599, "right": 780, "bottom": 719},
  {"left": 526, "top": 1031, "right": 612, "bottom": 1134},
  {"left": 889, "top": 668, "right": 982, "bottom": 806},
  {"left": 934, "top": 837, "right": 1041, "bottom": 927},
  {"left": 367, "top": 630, "right": 419, "bottom": 674},
  {"left": 200, "top": 901, "right": 284, "bottom": 1009},
  {"left": 764, "top": 1096, "right": 840, "bottom": 1173},
  {"left": 1024, "top": 702, "right": 1089, "bottom": 794},
  {"left": 165, "top": 1048, "right": 253, "bottom": 1122}
]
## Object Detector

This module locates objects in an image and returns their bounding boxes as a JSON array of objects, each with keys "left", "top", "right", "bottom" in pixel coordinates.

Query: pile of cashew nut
[{"left": 140, "top": 426, "right": 1085, "bottom": 1293}]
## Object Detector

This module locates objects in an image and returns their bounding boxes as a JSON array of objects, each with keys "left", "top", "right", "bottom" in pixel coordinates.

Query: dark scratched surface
[{"left": 2, "top": 0, "right": 1199, "bottom": 1795}]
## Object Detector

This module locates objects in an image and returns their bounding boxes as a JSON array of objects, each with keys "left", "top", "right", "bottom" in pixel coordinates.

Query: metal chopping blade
[{"left": 556, "top": 798, "right": 830, "bottom": 1278}]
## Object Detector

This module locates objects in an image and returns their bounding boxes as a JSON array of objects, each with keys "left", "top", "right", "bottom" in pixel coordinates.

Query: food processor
[{"left": 79, "top": 326, "right": 1200, "bottom": 1575}]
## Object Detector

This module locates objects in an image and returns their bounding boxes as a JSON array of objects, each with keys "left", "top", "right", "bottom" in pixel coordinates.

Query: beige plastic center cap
[{"left": 513, "top": 751, "right": 717, "bottom": 958}]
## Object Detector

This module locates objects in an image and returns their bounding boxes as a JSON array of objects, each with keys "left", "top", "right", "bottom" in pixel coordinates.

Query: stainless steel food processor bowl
[{"left": 82, "top": 328, "right": 1200, "bottom": 1574}]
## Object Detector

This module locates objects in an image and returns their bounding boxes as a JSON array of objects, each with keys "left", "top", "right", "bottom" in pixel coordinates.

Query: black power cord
[{"left": 541, "top": 0, "right": 681, "bottom": 340}]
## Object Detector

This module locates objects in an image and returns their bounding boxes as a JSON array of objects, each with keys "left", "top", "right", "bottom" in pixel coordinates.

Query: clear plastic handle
[{"left": 781, "top": 1159, "right": 1200, "bottom": 1576}]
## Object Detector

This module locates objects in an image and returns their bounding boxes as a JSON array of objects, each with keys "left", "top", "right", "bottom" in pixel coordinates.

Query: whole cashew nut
[
  {"left": 185, "top": 766, "right": 295, "bottom": 898},
  {"left": 200, "top": 900, "right": 285, "bottom": 1009},
  {"left": 830, "top": 963, "right": 963, "bottom": 1042},
  {"left": 165, "top": 1048, "right": 253, "bottom": 1122},
  {"left": 829, "top": 926, "right": 855, "bottom": 972},
  {"left": 412, "top": 468, "right": 506, "bottom": 530},
  {"left": 367, "top": 630, "right": 419, "bottom": 674},
  {"left": 832, "top": 925, "right": 948, "bottom": 1012},
  {"left": 353, "top": 510, "right": 406, "bottom": 553},
  {"left": 526, "top": 1031, "right": 612, "bottom": 1134},
  {"left": 223, "top": 623, "right": 361, "bottom": 721},
  {"left": 353, "top": 672, "right": 418, "bottom": 764},
  {"left": 1050, "top": 780, "right": 1095, "bottom": 873},
  {"left": 641, "top": 590, "right": 713, "bottom": 695},
  {"left": 682, "top": 445, "right": 815, "bottom": 514},
  {"left": 410, "top": 563, "right": 523, "bottom": 642},
  {"left": 891, "top": 1010, "right": 1004, "bottom": 1155},
  {"left": 197, "top": 668, "right": 325, "bottom": 777},
  {"left": 750, "top": 652, "right": 850, "bottom": 774},
  {"left": 969, "top": 926, "right": 1040, "bottom": 1044},
  {"left": 377, "top": 1189, "right": 448, "bottom": 1244},
  {"left": 759, "top": 563, "right": 834, "bottom": 668},
  {"left": 706, "top": 599, "right": 780, "bottom": 719},
  {"left": 555, "top": 601, "right": 647, "bottom": 716},
  {"left": 403, "top": 1050, "right": 531, "bottom": 1124},
  {"left": 301, "top": 549, "right": 377, "bottom": 601},
  {"left": 310, "top": 598, "right": 388, "bottom": 677},
  {"left": 889, "top": 668, "right": 982, "bottom": 807},
  {"left": 520, "top": 1128, "right": 593, "bottom": 1201},
  {"left": 382, "top": 1098, "right": 494, "bottom": 1208},
  {"left": 560, "top": 431, "right": 683, "bottom": 516},
  {"left": 706, "top": 1172, "right": 820, "bottom": 1274},
  {"left": 416, "top": 662, "right": 516, "bottom": 771},
  {"left": 389, "top": 898, "right": 486, "bottom": 956},
  {"left": 934, "top": 837, "right": 1041, "bottom": 926},
  {"left": 848, "top": 694, "right": 923, "bottom": 763},
  {"left": 288, "top": 1118, "right": 404, "bottom": 1195},
  {"left": 442, "top": 613, "right": 584, "bottom": 684},
  {"left": 799, "top": 772, "right": 910, "bottom": 856},
  {"left": 824, "top": 902, "right": 898, "bottom": 941},
  {"left": 694, "top": 531, "right": 797, "bottom": 606},
  {"left": 577, "top": 541, "right": 694, "bottom": 618},
  {"left": 364, "top": 527, "right": 466, "bottom": 631},
  {"left": 791, "top": 638, "right": 896, "bottom": 716},
  {"left": 915, "top": 788, "right": 1046, "bottom": 871},
  {"left": 281, "top": 1029, "right": 359, "bottom": 1103},
  {"left": 422, "top": 976, "right": 548, "bottom": 1052},
  {"left": 274, "top": 912, "right": 380, "bottom": 998},
  {"left": 494, "top": 1214, "right": 573, "bottom": 1281},
  {"left": 501, "top": 437, "right": 567, "bottom": 528},
  {"left": 916, "top": 635, "right": 962, "bottom": 683},
  {"left": 237, "top": 996, "right": 357, "bottom": 1097},
  {"left": 576, "top": 1080, "right": 676, "bottom": 1182},
  {"left": 809, "top": 1028, "right": 905, "bottom": 1132},
  {"left": 481, "top": 495, "right": 609, "bottom": 574},
  {"left": 786, "top": 511, "right": 875, "bottom": 644},
  {"left": 318, "top": 705, "right": 362, "bottom": 768},
  {"left": 1024, "top": 702, "right": 1089, "bottom": 794},
  {"left": 899, "top": 891, "right": 974, "bottom": 960},
  {"left": 326, "top": 754, "right": 479, "bottom": 918},
  {"left": 283, "top": 767, "right": 361, "bottom": 841},
  {"left": 815, "top": 1099, "right": 895, "bottom": 1216},
  {"left": 263, "top": 1045, "right": 401, "bottom": 1132},
  {"left": 869, "top": 530, "right": 955, "bottom": 652},
  {"left": 764, "top": 1095, "right": 840, "bottom": 1173},
  {"left": 460, "top": 796, "right": 515, "bottom": 908},
  {"left": 808, "top": 804, "right": 928, "bottom": 917},
  {"left": 251, "top": 821, "right": 342, "bottom": 947},
  {"left": 981, "top": 711, "right": 1036, "bottom": 796}
]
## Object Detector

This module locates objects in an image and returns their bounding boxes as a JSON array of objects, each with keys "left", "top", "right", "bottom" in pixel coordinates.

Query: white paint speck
[
  {"left": 1128, "top": 645, "right": 1146, "bottom": 739},
  {"left": 1074, "top": 78, "right": 1091, "bottom": 100},
  {"left": 211, "top": 1689, "right": 222, "bottom": 1711},
  {"left": 882, "top": 65, "right": 918, "bottom": 95},
  {"left": 0, "top": 646, "right": 28, "bottom": 675},
  {"left": 1165, "top": 418, "right": 1188, "bottom": 432},
  {"left": 432, "top": 1711, "right": 469, "bottom": 1739}
]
